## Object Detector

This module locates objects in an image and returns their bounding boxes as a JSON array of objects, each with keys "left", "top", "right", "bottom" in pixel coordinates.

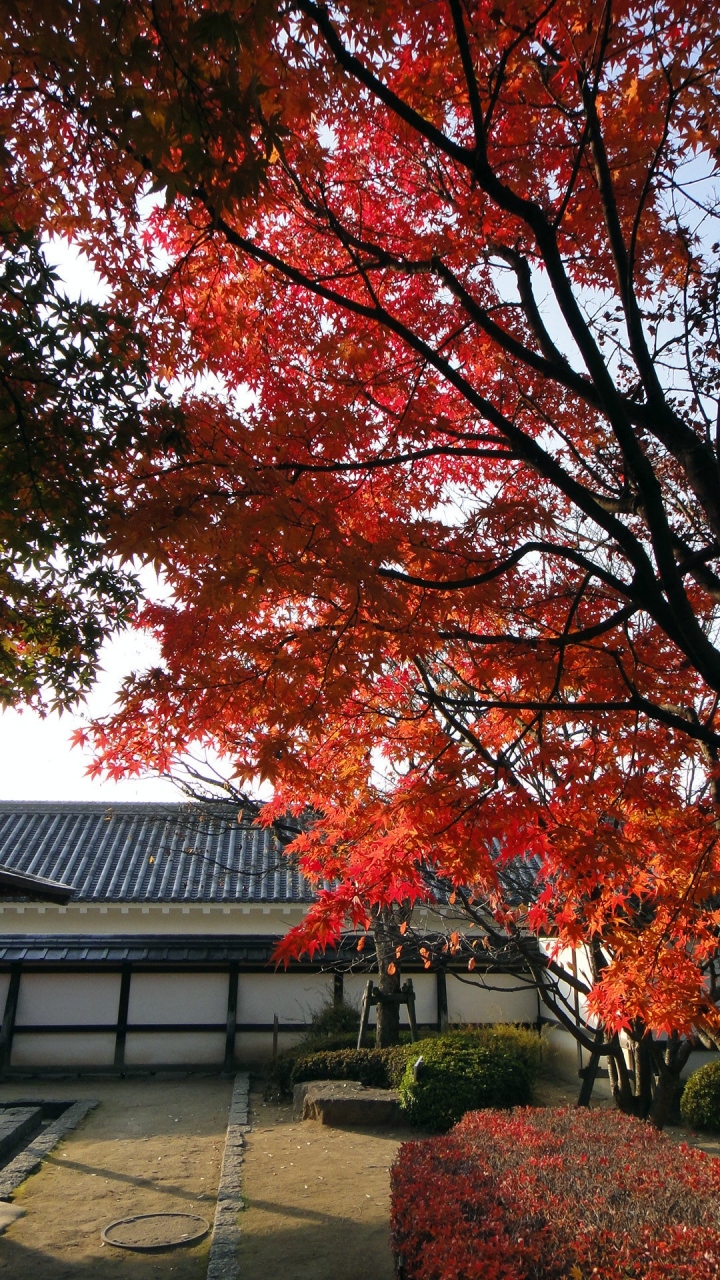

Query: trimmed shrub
[
  {"left": 264, "top": 1030, "right": 360, "bottom": 1098},
  {"left": 473, "top": 1024, "right": 543, "bottom": 1074},
  {"left": 680, "top": 1059, "right": 720, "bottom": 1132},
  {"left": 266, "top": 1022, "right": 542, "bottom": 1105},
  {"left": 290, "top": 1047, "right": 391, "bottom": 1088},
  {"left": 384, "top": 1039, "right": 425, "bottom": 1087},
  {"left": 391, "top": 1106, "right": 720, "bottom": 1279},
  {"left": 398, "top": 1039, "right": 533, "bottom": 1131}
]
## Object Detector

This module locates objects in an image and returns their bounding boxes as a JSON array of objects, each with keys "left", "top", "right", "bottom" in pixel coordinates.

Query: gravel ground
[{"left": 0, "top": 1075, "right": 232, "bottom": 1280}]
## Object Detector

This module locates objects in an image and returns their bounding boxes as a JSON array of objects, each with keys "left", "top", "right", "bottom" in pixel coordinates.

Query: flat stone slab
[
  {"left": 0, "top": 1108, "right": 43, "bottom": 1163},
  {"left": 293, "top": 1080, "right": 402, "bottom": 1126},
  {"left": 0, "top": 1100, "right": 97, "bottom": 1200}
]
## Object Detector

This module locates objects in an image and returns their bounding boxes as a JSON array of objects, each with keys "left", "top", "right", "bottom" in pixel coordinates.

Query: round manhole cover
[{"left": 101, "top": 1212, "right": 210, "bottom": 1251}]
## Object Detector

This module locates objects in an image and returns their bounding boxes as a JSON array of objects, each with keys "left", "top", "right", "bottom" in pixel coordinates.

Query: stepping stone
[
  {"left": 0, "top": 1202, "right": 25, "bottom": 1234},
  {"left": 293, "top": 1080, "right": 402, "bottom": 1126},
  {"left": 0, "top": 1109, "right": 43, "bottom": 1163}
]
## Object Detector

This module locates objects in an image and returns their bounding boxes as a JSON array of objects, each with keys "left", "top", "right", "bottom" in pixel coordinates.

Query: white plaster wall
[
  {"left": 124, "top": 1031, "right": 225, "bottom": 1065},
  {"left": 15, "top": 973, "right": 121, "bottom": 1026},
  {"left": 446, "top": 972, "right": 538, "bottom": 1025},
  {"left": 343, "top": 973, "right": 376, "bottom": 1024},
  {"left": 127, "top": 973, "right": 227, "bottom": 1025},
  {"left": 11, "top": 1032, "right": 116, "bottom": 1067},
  {"left": 343, "top": 972, "right": 438, "bottom": 1026},
  {"left": 235, "top": 1030, "right": 306, "bottom": 1064},
  {"left": 0, "top": 902, "right": 307, "bottom": 935},
  {"left": 236, "top": 972, "right": 333, "bottom": 1026}
]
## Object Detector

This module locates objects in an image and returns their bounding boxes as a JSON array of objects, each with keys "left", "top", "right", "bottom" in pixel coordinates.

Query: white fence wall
[
  {"left": 16, "top": 973, "right": 120, "bottom": 1026},
  {"left": 3, "top": 965, "right": 542, "bottom": 1069},
  {"left": 446, "top": 973, "right": 538, "bottom": 1025},
  {"left": 127, "top": 973, "right": 227, "bottom": 1025},
  {"left": 236, "top": 972, "right": 334, "bottom": 1027}
]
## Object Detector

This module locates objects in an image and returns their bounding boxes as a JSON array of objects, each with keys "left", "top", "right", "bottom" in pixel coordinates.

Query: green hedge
[
  {"left": 398, "top": 1038, "right": 534, "bottom": 1131},
  {"left": 291, "top": 1047, "right": 392, "bottom": 1088},
  {"left": 274, "top": 1023, "right": 541, "bottom": 1131},
  {"left": 264, "top": 1030, "right": 360, "bottom": 1098},
  {"left": 680, "top": 1059, "right": 720, "bottom": 1132}
]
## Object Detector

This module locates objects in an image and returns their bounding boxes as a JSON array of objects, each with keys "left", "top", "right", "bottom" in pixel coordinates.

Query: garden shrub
[
  {"left": 266, "top": 1021, "right": 541, "bottom": 1104},
  {"left": 680, "top": 1059, "right": 720, "bottom": 1132},
  {"left": 264, "top": 1029, "right": 359, "bottom": 1098},
  {"left": 391, "top": 1106, "right": 720, "bottom": 1280},
  {"left": 263, "top": 997, "right": 362, "bottom": 1097},
  {"left": 290, "top": 1047, "right": 391, "bottom": 1088},
  {"left": 473, "top": 1024, "right": 543, "bottom": 1074},
  {"left": 398, "top": 1039, "right": 533, "bottom": 1131}
]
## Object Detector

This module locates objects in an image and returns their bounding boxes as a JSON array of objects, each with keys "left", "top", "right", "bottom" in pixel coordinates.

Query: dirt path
[
  {"left": 237, "top": 1091, "right": 428, "bottom": 1280},
  {"left": 1, "top": 1071, "right": 717, "bottom": 1280},
  {"left": 0, "top": 1076, "right": 232, "bottom": 1280}
]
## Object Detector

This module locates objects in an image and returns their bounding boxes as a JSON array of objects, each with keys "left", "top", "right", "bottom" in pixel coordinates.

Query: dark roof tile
[{"left": 0, "top": 802, "right": 312, "bottom": 905}]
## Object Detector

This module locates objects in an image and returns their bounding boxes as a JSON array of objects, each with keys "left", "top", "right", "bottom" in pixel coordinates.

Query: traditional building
[{"left": 0, "top": 802, "right": 538, "bottom": 1074}]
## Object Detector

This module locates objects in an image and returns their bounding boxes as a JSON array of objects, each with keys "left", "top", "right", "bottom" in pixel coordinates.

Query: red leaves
[
  {"left": 391, "top": 1108, "right": 720, "bottom": 1280},
  {"left": 10, "top": 0, "right": 720, "bottom": 1042}
]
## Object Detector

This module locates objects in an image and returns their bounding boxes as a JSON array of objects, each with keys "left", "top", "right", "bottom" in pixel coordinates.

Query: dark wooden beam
[
  {"left": 113, "top": 964, "right": 132, "bottom": 1070},
  {"left": 436, "top": 969, "right": 448, "bottom": 1032},
  {"left": 0, "top": 966, "right": 22, "bottom": 1074},
  {"left": 224, "top": 963, "right": 239, "bottom": 1071}
]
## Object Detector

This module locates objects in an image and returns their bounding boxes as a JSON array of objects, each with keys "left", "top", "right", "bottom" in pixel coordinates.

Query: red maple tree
[{"left": 5, "top": 0, "right": 720, "bottom": 1079}]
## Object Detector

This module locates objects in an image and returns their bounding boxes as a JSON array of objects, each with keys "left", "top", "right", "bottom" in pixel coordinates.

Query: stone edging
[
  {"left": 206, "top": 1072, "right": 250, "bottom": 1280},
  {"left": 0, "top": 1100, "right": 98, "bottom": 1200}
]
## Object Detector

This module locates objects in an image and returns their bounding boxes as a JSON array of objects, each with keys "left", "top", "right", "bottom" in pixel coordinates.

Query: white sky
[
  {"left": 0, "top": 629, "right": 179, "bottom": 802},
  {"left": 1, "top": 240, "right": 180, "bottom": 803}
]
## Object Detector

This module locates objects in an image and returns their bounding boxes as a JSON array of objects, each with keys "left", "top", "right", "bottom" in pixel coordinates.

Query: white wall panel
[
  {"left": 11, "top": 1032, "right": 115, "bottom": 1066},
  {"left": 127, "top": 973, "right": 227, "bottom": 1025},
  {"left": 343, "top": 973, "right": 377, "bottom": 1024},
  {"left": 236, "top": 973, "right": 333, "bottom": 1026},
  {"left": 124, "top": 1032, "right": 225, "bottom": 1065},
  {"left": 15, "top": 973, "right": 121, "bottom": 1026},
  {"left": 235, "top": 1030, "right": 305, "bottom": 1064},
  {"left": 446, "top": 972, "right": 538, "bottom": 1025},
  {"left": 343, "top": 972, "right": 438, "bottom": 1027}
]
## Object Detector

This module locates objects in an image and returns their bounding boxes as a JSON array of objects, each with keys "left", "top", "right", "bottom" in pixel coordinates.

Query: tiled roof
[
  {"left": 0, "top": 802, "right": 312, "bottom": 905},
  {"left": 0, "top": 933, "right": 292, "bottom": 965}
]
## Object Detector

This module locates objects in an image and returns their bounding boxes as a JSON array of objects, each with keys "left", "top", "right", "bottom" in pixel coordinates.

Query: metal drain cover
[{"left": 102, "top": 1212, "right": 210, "bottom": 1251}]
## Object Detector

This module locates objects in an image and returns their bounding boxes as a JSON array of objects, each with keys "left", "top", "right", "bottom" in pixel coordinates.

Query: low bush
[
  {"left": 680, "top": 1059, "right": 720, "bottom": 1132},
  {"left": 391, "top": 1106, "right": 720, "bottom": 1280},
  {"left": 473, "top": 1024, "right": 543, "bottom": 1074},
  {"left": 264, "top": 1029, "right": 359, "bottom": 1098},
  {"left": 398, "top": 1039, "right": 533, "bottom": 1131},
  {"left": 265, "top": 1020, "right": 541, "bottom": 1107},
  {"left": 290, "top": 1047, "right": 391, "bottom": 1088}
]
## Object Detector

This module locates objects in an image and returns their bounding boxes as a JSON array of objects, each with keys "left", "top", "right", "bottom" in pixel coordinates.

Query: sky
[
  {"left": 0, "top": 629, "right": 179, "bottom": 803},
  {"left": 1, "top": 239, "right": 180, "bottom": 804}
]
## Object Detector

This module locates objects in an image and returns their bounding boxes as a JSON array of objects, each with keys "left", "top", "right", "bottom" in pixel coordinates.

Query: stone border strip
[
  {"left": 0, "top": 1100, "right": 98, "bottom": 1199},
  {"left": 206, "top": 1073, "right": 250, "bottom": 1280}
]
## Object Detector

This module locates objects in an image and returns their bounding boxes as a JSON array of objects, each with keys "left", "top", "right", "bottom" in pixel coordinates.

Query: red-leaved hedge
[{"left": 390, "top": 1107, "right": 720, "bottom": 1280}]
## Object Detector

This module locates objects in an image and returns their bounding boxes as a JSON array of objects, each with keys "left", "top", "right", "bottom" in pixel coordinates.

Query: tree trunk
[
  {"left": 372, "top": 905, "right": 403, "bottom": 1048},
  {"left": 647, "top": 1032, "right": 694, "bottom": 1129}
]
